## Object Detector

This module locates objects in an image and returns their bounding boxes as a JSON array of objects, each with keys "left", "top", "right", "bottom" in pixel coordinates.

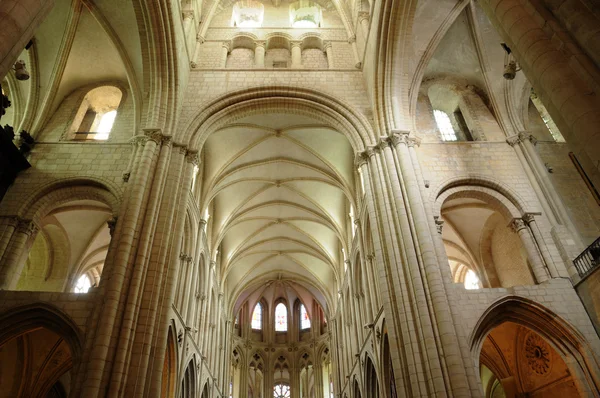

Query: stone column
[
  {"left": 348, "top": 35, "right": 361, "bottom": 68},
  {"left": 510, "top": 218, "right": 550, "bottom": 284},
  {"left": 523, "top": 213, "right": 561, "bottom": 279},
  {"left": 323, "top": 41, "right": 334, "bottom": 69},
  {"left": 355, "top": 131, "right": 477, "bottom": 396},
  {"left": 0, "top": 216, "right": 19, "bottom": 265},
  {"left": 190, "top": 34, "right": 205, "bottom": 68},
  {"left": 221, "top": 41, "right": 231, "bottom": 68},
  {"left": 291, "top": 41, "right": 302, "bottom": 68},
  {"left": 357, "top": 12, "right": 370, "bottom": 38},
  {"left": 182, "top": 10, "right": 194, "bottom": 34},
  {"left": 480, "top": 0, "right": 600, "bottom": 190},
  {"left": 254, "top": 41, "right": 265, "bottom": 68},
  {"left": 0, "top": 218, "right": 37, "bottom": 289}
]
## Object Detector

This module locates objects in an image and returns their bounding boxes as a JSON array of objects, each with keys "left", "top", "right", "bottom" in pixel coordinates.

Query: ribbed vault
[{"left": 202, "top": 111, "right": 356, "bottom": 311}]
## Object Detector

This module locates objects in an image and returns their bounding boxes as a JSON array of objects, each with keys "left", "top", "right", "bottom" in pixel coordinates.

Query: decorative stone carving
[
  {"left": 510, "top": 218, "right": 527, "bottom": 233},
  {"left": 525, "top": 333, "right": 551, "bottom": 375},
  {"left": 16, "top": 219, "right": 37, "bottom": 235},
  {"left": 122, "top": 172, "right": 130, "bottom": 182},
  {"left": 186, "top": 150, "right": 200, "bottom": 165},
  {"left": 434, "top": 216, "right": 444, "bottom": 234}
]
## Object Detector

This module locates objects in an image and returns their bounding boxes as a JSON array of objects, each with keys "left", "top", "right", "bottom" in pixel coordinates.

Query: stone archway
[{"left": 471, "top": 297, "right": 600, "bottom": 396}]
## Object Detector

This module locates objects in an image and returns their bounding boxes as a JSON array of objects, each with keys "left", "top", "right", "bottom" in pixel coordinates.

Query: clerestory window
[{"left": 433, "top": 110, "right": 457, "bottom": 142}]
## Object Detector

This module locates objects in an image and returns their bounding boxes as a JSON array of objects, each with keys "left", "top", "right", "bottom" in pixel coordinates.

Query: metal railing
[{"left": 574, "top": 236, "right": 600, "bottom": 279}]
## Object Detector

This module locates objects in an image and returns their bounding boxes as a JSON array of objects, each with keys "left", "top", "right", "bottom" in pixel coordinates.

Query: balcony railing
[{"left": 574, "top": 236, "right": 600, "bottom": 279}]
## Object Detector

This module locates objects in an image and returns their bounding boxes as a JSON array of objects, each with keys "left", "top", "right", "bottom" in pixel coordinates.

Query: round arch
[
  {"left": 180, "top": 86, "right": 376, "bottom": 151},
  {"left": 470, "top": 296, "right": 600, "bottom": 395},
  {"left": 16, "top": 178, "right": 121, "bottom": 224}
]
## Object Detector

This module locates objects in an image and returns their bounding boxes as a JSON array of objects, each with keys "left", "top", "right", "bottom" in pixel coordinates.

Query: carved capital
[
  {"left": 510, "top": 218, "right": 527, "bottom": 233},
  {"left": 186, "top": 150, "right": 200, "bottom": 165},
  {"left": 222, "top": 41, "right": 231, "bottom": 52},
  {"left": 255, "top": 40, "right": 266, "bottom": 49},
  {"left": 347, "top": 34, "right": 356, "bottom": 44},
  {"left": 522, "top": 213, "right": 536, "bottom": 225},
  {"left": 357, "top": 11, "right": 370, "bottom": 22},
  {"left": 143, "top": 129, "right": 163, "bottom": 145},
  {"left": 129, "top": 134, "right": 149, "bottom": 147},
  {"left": 322, "top": 41, "right": 332, "bottom": 51},
  {"left": 16, "top": 219, "right": 37, "bottom": 235},
  {"left": 182, "top": 10, "right": 194, "bottom": 20},
  {"left": 354, "top": 150, "right": 372, "bottom": 169},
  {"left": 161, "top": 135, "right": 173, "bottom": 147},
  {"left": 434, "top": 216, "right": 444, "bottom": 234},
  {"left": 291, "top": 40, "right": 302, "bottom": 49},
  {"left": 122, "top": 172, "right": 130, "bottom": 182}
]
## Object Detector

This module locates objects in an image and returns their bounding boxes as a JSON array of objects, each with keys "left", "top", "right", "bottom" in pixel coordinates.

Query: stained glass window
[
  {"left": 274, "top": 383, "right": 290, "bottom": 398},
  {"left": 75, "top": 274, "right": 91, "bottom": 293},
  {"left": 251, "top": 303, "right": 262, "bottom": 330},
  {"left": 300, "top": 304, "right": 311, "bottom": 329},
  {"left": 275, "top": 303, "right": 287, "bottom": 332},
  {"left": 433, "top": 110, "right": 458, "bottom": 142}
]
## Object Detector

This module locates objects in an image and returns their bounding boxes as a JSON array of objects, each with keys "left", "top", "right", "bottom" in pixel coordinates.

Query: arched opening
[
  {"left": 201, "top": 381, "right": 210, "bottom": 398},
  {"left": 479, "top": 322, "right": 579, "bottom": 396},
  {"left": 161, "top": 327, "right": 177, "bottom": 398},
  {"left": 17, "top": 198, "right": 113, "bottom": 292},
  {"left": 273, "top": 354, "right": 290, "bottom": 397},
  {"left": 179, "top": 359, "right": 197, "bottom": 398},
  {"left": 68, "top": 86, "right": 123, "bottom": 141},
  {"left": 353, "top": 379, "right": 361, "bottom": 398},
  {"left": 471, "top": 297, "right": 600, "bottom": 396},
  {"left": 438, "top": 187, "right": 535, "bottom": 288},
  {"left": 248, "top": 351, "right": 265, "bottom": 398},
  {"left": 0, "top": 305, "right": 82, "bottom": 398},
  {"left": 364, "top": 355, "right": 379, "bottom": 398},
  {"left": 381, "top": 327, "right": 397, "bottom": 398}
]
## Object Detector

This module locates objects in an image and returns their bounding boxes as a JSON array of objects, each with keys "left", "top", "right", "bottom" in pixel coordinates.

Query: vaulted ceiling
[{"left": 202, "top": 111, "right": 356, "bottom": 312}]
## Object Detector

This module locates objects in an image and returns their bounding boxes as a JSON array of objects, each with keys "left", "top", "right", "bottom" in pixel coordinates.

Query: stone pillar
[
  {"left": 291, "top": 41, "right": 302, "bottom": 68},
  {"left": 510, "top": 218, "right": 550, "bottom": 284},
  {"left": 182, "top": 10, "right": 194, "bottom": 33},
  {"left": 191, "top": 34, "right": 205, "bottom": 68},
  {"left": 357, "top": 12, "right": 370, "bottom": 38},
  {"left": 355, "top": 130, "right": 477, "bottom": 397},
  {"left": 480, "top": 0, "right": 600, "bottom": 190},
  {"left": 323, "top": 41, "right": 334, "bottom": 69},
  {"left": 523, "top": 213, "right": 561, "bottom": 279},
  {"left": 0, "top": 218, "right": 37, "bottom": 289},
  {"left": 76, "top": 131, "right": 162, "bottom": 397},
  {"left": 254, "top": 41, "right": 265, "bottom": 68},
  {"left": 348, "top": 35, "right": 361, "bottom": 68},
  {"left": 221, "top": 41, "right": 231, "bottom": 68}
]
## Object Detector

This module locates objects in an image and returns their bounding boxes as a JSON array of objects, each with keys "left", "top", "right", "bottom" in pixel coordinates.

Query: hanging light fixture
[
  {"left": 232, "top": 0, "right": 264, "bottom": 28},
  {"left": 289, "top": 0, "right": 322, "bottom": 28}
]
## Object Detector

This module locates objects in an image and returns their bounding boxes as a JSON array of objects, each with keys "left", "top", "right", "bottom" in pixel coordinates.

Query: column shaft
[
  {"left": 511, "top": 218, "right": 550, "bottom": 284},
  {"left": 254, "top": 43, "right": 265, "bottom": 68}
]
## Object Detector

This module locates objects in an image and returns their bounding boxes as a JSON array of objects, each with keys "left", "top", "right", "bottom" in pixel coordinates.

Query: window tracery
[
  {"left": 273, "top": 383, "right": 290, "bottom": 398},
  {"left": 74, "top": 274, "right": 91, "bottom": 293}
]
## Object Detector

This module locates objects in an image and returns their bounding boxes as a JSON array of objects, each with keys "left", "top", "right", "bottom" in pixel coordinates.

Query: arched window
[
  {"left": 251, "top": 303, "right": 262, "bottom": 330},
  {"left": 275, "top": 303, "right": 288, "bottom": 332},
  {"left": 273, "top": 383, "right": 290, "bottom": 398},
  {"left": 69, "top": 86, "right": 122, "bottom": 141},
  {"left": 464, "top": 269, "right": 481, "bottom": 290},
  {"left": 74, "top": 274, "right": 91, "bottom": 293},
  {"left": 433, "top": 110, "right": 457, "bottom": 142},
  {"left": 300, "top": 304, "right": 311, "bottom": 330}
]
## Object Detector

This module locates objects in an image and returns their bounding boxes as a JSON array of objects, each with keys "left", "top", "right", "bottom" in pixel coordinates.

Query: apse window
[
  {"left": 232, "top": 0, "right": 264, "bottom": 27},
  {"left": 74, "top": 274, "right": 92, "bottom": 293},
  {"left": 69, "top": 86, "right": 122, "bottom": 141},
  {"left": 251, "top": 302, "right": 262, "bottom": 330},
  {"left": 275, "top": 302, "right": 288, "bottom": 331},
  {"left": 300, "top": 304, "right": 311, "bottom": 329},
  {"left": 433, "top": 110, "right": 457, "bottom": 142},
  {"left": 274, "top": 383, "right": 291, "bottom": 398},
  {"left": 289, "top": 1, "right": 322, "bottom": 28}
]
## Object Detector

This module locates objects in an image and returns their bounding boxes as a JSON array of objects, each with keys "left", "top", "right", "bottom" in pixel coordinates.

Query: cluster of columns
[{"left": 218, "top": 38, "right": 336, "bottom": 69}]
